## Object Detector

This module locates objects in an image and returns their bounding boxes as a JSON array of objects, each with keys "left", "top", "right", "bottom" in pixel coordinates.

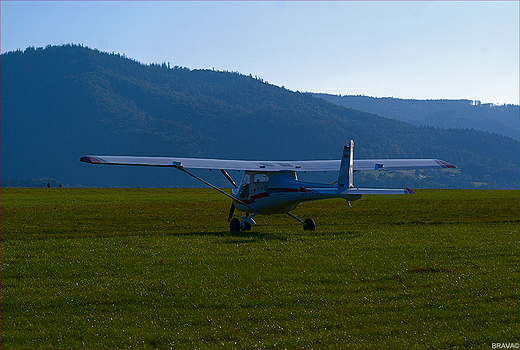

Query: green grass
[{"left": 1, "top": 188, "right": 519, "bottom": 349}]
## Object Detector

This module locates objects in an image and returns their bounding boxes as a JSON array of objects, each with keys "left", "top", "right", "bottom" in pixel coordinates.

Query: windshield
[{"left": 238, "top": 173, "right": 250, "bottom": 199}]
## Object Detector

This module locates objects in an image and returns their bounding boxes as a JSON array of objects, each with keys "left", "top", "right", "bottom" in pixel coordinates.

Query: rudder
[{"left": 337, "top": 140, "right": 354, "bottom": 189}]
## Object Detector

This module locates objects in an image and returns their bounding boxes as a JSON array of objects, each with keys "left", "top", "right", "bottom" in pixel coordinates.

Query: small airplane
[{"left": 80, "top": 140, "right": 455, "bottom": 232}]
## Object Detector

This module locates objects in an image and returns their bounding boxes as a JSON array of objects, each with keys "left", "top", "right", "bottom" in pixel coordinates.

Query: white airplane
[{"left": 80, "top": 140, "right": 455, "bottom": 232}]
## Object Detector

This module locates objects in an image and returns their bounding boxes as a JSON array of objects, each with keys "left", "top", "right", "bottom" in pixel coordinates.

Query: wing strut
[
  {"left": 220, "top": 169, "right": 237, "bottom": 188},
  {"left": 177, "top": 168, "right": 253, "bottom": 210}
]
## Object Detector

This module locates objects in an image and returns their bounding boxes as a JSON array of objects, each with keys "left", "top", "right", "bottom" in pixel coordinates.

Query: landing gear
[
  {"left": 303, "top": 218, "right": 316, "bottom": 231},
  {"left": 230, "top": 218, "right": 241, "bottom": 233},
  {"left": 229, "top": 214, "right": 257, "bottom": 232},
  {"left": 231, "top": 212, "right": 315, "bottom": 232},
  {"left": 287, "top": 212, "right": 316, "bottom": 231}
]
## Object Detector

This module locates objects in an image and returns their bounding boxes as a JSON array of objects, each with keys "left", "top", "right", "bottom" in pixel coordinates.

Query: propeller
[{"left": 220, "top": 169, "right": 238, "bottom": 222}]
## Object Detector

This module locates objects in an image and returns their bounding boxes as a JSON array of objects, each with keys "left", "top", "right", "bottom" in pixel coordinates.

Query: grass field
[{"left": 1, "top": 188, "right": 518, "bottom": 349}]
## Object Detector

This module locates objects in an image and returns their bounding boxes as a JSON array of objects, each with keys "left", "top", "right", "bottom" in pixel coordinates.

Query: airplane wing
[
  {"left": 80, "top": 155, "right": 455, "bottom": 171},
  {"left": 80, "top": 155, "right": 340, "bottom": 171}
]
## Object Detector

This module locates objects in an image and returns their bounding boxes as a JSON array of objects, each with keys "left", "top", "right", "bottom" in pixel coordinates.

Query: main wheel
[
  {"left": 303, "top": 218, "right": 315, "bottom": 231},
  {"left": 230, "top": 218, "right": 241, "bottom": 233},
  {"left": 241, "top": 221, "right": 252, "bottom": 231}
]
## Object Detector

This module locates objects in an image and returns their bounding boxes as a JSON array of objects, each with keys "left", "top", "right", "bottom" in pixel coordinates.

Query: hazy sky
[{"left": 1, "top": 1, "right": 518, "bottom": 104}]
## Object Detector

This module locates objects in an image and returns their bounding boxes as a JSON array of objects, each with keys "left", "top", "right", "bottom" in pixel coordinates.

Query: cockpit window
[{"left": 254, "top": 174, "right": 269, "bottom": 183}]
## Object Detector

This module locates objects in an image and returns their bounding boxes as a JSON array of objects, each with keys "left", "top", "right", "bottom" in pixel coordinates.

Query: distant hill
[
  {"left": 312, "top": 93, "right": 520, "bottom": 141},
  {"left": 1, "top": 44, "right": 518, "bottom": 189}
]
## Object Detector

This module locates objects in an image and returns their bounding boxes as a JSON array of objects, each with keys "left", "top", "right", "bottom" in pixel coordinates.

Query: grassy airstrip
[{"left": 1, "top": 188, "right": 518, "bottom": 349}]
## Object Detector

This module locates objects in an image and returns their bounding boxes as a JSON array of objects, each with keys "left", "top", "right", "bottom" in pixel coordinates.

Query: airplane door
[{"left": 251, "top": 173, "right": 269, "bottom": 195}]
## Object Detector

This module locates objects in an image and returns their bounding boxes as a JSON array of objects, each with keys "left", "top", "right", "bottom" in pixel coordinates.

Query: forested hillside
[
  {"left": 313, "top": 93, "right": 519, "bottom": 140},
  {"left": 1, "top": 44, "right": 518, "bottom": 188}
]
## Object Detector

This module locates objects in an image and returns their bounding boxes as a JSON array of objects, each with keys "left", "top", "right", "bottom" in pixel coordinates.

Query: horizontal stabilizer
[
  {"left": 354, "top": 159, "right": 455, "bottom": 171},
  {"left": 346, "top": 188, "right": 416, "bottom": 195}
]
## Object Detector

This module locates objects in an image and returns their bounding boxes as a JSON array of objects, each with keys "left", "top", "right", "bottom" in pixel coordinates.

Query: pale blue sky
[{"left": 1, "top": 1, "right": 518, "bottom": 104}]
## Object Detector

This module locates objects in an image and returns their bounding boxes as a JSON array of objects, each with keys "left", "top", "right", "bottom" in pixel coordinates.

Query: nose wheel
[
  {"left": 230, "top": 218, "right": 241, "bottom": 233},
  {"left": 229, "top": 214, "right": 256, "bottom": 233}
]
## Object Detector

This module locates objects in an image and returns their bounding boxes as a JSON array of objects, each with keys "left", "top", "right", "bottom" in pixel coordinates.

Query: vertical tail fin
[{"left": 337, "top": 140, "right": 354, "bottom": 189}]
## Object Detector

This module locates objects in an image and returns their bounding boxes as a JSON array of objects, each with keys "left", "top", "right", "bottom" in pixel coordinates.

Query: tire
[
  {"left": 230, "top": 218, "right": 241, "bottom": 233},
  {"left": 242, "top": 221, "right": 252, "bottom": 231},
  {"left": 303, "top": 218, "right": 315, "bottom": 231}
]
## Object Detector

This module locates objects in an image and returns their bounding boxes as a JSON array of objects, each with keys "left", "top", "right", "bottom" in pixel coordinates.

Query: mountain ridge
[
  {"left": 1, "top": 44, "right": 518, "bottom": 189},
  {"left": 312, "top": 93, "right": 519, "bottom": 140}
]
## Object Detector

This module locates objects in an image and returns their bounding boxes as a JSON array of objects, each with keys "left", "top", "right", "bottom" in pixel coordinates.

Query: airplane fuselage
[{"left": 231, "top": 171, "right": 361, "bottom": 215}]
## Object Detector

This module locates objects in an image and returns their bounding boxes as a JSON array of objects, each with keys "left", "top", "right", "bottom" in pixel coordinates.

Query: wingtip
[
  {"left": 80, "top": 156, "right": 105, "bottom": 164},
  {"left": 439, "top": 160, "right": 456, "bottom": 168},
  {"left": 406, "top": 188, "right": 417, "bottom": 194}
]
